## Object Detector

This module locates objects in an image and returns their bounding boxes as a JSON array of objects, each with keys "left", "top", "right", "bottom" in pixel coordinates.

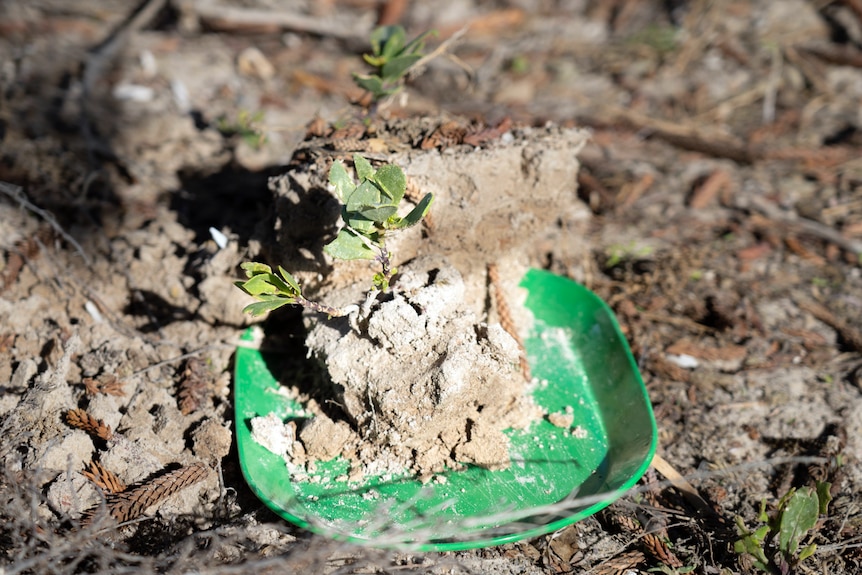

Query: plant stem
[
  {"left": 377, "top": 244, "right": 394, "bottom": 288},
  {"left": 296, "top": 295, "right": 347, "bottom": 317}
]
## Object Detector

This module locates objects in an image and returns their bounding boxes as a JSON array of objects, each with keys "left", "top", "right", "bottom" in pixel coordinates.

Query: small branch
[
  {"left": 377, "top": 244, "right": 394, "bottom": 287},
  {"left": 406, "top": 25, "right": 470, "bottom": 81},
  {"left": 0, "top": 182, "right": 92, "bottom": 267},
  {"left": 191, "top": 2, "right": 370, "bottom": 44},
  {"left": 747, "top": 195, "right": 862, "bottom": 256},
  {"left": 796, "top": 299, "right": 862, "bottom": 353},
  {"left": 131, "top": 343, "right": 231, "bottom": 377},
  {"left": 296, "top": 295, "right": 348, "bottom": 317}
]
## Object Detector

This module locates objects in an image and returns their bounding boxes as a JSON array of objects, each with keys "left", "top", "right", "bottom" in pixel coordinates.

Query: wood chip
[
  {"left": 666, "top": 339, "right": 747, "bottom": 362},
  {"left": 784, "top": 236, "right": 826, "bottom": 265},
  {"left": 688, "top": 169, "right": 730, "bottom": 209},
  {"left": 617, "top": 172, "right": 655, "bottom": 210},
  {"left": 651, "top": 453, "right": 716, "bottom": 517},
  {"left": 797, "top": 298, "right": 862, "bottom": 353},
  {"left": 593, "top": 550, "right": 645, "bottom": 575}
]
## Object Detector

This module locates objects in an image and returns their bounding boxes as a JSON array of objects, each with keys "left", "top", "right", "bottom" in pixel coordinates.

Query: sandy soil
[{"left": 1, "top": 1, "right": 861, "bottom": 573}]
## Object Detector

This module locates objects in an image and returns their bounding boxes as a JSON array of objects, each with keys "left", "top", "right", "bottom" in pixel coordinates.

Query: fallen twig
[
  {"left": 688, "top": 169, "right": 730, "bottom": 209},
  {"left": 747, "top": 195, "right": 862, "bottom": 256},
  {"left": 592, "top": 104, "right": 757, "bottom": 163},
  {"left": 651, "top": 453, "right": 717, "bottom": 518},
  {"left": 192, "top": 1, "right": 369, "bottom": 43},
  {"left": 0, "top": 182, "right": 91, "bottom": 267},
  {"left": 798, "top": 41, "right": 862, "bottom": 68},
  {"left": 796, "top": 298, "right": 862, "bottom": 353}
]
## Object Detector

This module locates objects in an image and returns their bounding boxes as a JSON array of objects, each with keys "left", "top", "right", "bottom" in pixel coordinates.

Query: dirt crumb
[
  {"left": 250, "top": 413, "right": 296, "bottom": 458},
  {"left": 454, "top": 421, "right": 511, "bottom": 471},
  {"left": 192, "top": 419, "right": 233, "bottom": 464},
  {"left": 298, "top": 414, "right": 356, "bottom": 461},
  {"left": 548, "top": 410, "right": 575, "bottom": 429}
]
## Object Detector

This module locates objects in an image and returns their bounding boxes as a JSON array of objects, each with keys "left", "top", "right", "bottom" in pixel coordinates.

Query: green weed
[{"left": 734, "top": 484, "right": 831, "bottom": 574}]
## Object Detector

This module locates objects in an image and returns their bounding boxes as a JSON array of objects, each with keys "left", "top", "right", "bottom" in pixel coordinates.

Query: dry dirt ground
[{"left": 2, "top": 1, "right": 862, "bottom": 574}]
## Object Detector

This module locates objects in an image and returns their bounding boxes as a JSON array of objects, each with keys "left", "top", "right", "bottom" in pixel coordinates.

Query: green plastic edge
[{"left": 235, "top": 268, "right": 658, "bottom": 551}]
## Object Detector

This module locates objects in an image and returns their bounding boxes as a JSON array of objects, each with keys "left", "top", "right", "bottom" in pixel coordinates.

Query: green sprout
[
  {"left": 604, "top": 241, "right": 653, "bottom": 269},
  {"left": 217, "top": 110, "right": 266, "bottom": 149},
  {"left": 236, "top": 154, "right": 433, "bottom": 317},
  {"left": 353, "top": 25, "right": 436, "bottom": 103},
  {"left": 733, "top": 484, "right": 831, "bottom": 574}
]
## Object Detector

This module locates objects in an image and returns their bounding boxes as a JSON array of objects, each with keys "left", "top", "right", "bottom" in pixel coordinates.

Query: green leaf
[
  {"left": 238, "top": 273, "right": 280, "bottom": 297},
  {"left": 779, "top": 487, "right": 819, "bottom": 558},
  {"left": 815, "top": 481, "right": 832, "bottom": 515},
  {"left": 240, "top": 261, "right": 273, "bottom": 278},
  {"left": 757, "top": 499, "right": 770, "bottom": 523},
  {"left": 277, "top": 266, "right": 301, "bottom": 292},
  {"left": 353, "top": 154, "right": 375, "bottom": 182},
  {"left": 242, "top": 298, "right": 292, "bottom": 317},
  {"left": 329, "top": 160, "right": 354, "bottom": 201},
  {"left": 363, "top": 53, "right": 386, "bottom": 67},
  {"left": 378, "top": 26, "right": 406, "bottom": 61},
  {"left": 346, "top": 180, "right": 383, "bottom": 213},
  {"left": 265, "top": 272, "right": 294, "bottom": 296},
  {"left": 734, "top": 536, "right": 770, "bottom": 567},
  {"left": 324, "top": 228, "right": 377, "bottom": 260},
  {"left": 402, "top": 29, "right": 436, "bottom": 56},
  {"left": 381, "top": 54, "right": 422, "bottom": 82},
  {"left": 390, "top": 192, "right": 433, "bottom": 229},
  {"left": 798, "top": 543, "right": 817, "bottom": 562},
  {"left": 345, "top": 212, "right": 376, "bottom": 234},
  {"left": 368, "top": 25, "right": 396, "bottom": 58},
  {"left": 372, "top": 271, "right": 389, "bottom": 291},
  {"left": 352, "top": 74, "right": 388, "bottom": 97},
  {"left": 373, "top": 164, "right": 406, "bottom": 202},
  {"left": 357, "top": 204, "right": 398, "bottom": 223}
]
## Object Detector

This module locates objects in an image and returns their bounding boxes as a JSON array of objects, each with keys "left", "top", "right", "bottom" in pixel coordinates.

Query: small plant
[
  {"left": 236, "top": 154, "right": 433, "bottom": 317},
  {"left": 734, "top": 484, "right": 831, "bottom": 574},
  {"left": 217, "top": 109, "right": 266, "bottom": 149},
  {"left": 352, "top": 25, "right": 436, "bottom": 103},
  {"left": 604, "top": 241, "right": 653, "bottom": 269}
]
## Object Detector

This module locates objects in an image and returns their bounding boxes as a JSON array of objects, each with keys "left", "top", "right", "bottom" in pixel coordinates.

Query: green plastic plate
[{"left": 235, "top": 269, "right": 657, "bottom": 550}]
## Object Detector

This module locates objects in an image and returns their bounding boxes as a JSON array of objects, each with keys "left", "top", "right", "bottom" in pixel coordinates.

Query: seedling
[
  {"left": 236, "top": 154, "right": 433, "bottom": 317},
  {"left": 733, "top": 484, "right": 831, "bottom": 574},
  {"left": 353, "top": 25, "right": 436, "bottom": 103},
  {"left": 604, "top": 242, "right": 653, "bottom": 269},
  {"left": 217, "top": 109, "right": 266, "bottom": 149}
]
